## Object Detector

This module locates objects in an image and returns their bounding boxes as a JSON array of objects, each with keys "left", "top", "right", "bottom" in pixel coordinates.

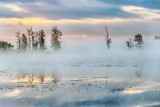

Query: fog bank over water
[
  {"left": 0, "top": 39, "right": 160, "bottom": 107},
  {"left": 0, "top": 39, "right": 160, "bottom": 78}
]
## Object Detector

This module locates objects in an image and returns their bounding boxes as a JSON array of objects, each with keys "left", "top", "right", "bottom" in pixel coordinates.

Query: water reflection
[
  {"left": 0, "top": 65, "right": 160, "bottom": 107},
  {"left": 0, "top": 72, "right": 59, "bottom": 96}
]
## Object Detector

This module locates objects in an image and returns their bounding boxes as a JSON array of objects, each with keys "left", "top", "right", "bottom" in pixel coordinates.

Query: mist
[{"left": 0, "top": 39, "right": 160, "bottom": 107}]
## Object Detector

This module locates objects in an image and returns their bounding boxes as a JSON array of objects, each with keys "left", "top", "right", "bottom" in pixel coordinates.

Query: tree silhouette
[
  {"left": 0, "top": 40, "right": 14, "bottom": 51},
  {"left": 15, "top": 31, "right": 21, "bottom": 51},
  {"left": 51, "top": 26, "right": 62, "bottom": 50},
  {"left": 134, "top": 33, "right": 143, "bottom": 48},
  {"left": 32, "top": 32, "right": 39, "bottom": 50},
  {"left": 39, "top": 30, "right": 46, "bottom": 50},
  {"left": 126, "top": 33, "right": 143, "bottom": 49},
  {"left": 21, "top": 33, "right": 28, "bottom": 51},
  {"left": 154, "top": 36, "right": 160, "bottom": 39},
  {"left": 105, "top": 26, "right": 112, "bottom": 49},
  {"left": 27, "top": 27, "right": 35, "bottom": 51}
]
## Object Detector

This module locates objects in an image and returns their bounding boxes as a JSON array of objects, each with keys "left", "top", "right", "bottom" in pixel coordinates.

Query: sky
[{"left": 0, "top": 0, "right": 160, "bottom": 41}]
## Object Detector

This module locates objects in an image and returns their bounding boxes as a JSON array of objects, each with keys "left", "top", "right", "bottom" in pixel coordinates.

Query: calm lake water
[{"left": 0, "top": 40, "right": 160, "bottom": 107}]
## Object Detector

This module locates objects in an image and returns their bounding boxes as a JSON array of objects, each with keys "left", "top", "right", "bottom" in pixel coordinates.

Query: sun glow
[
  {"left": 0, "top": 17, "right": 55, "bottom": 25},
  {"left": 0, "top": 17, "right": 142, "bottom": 26}
]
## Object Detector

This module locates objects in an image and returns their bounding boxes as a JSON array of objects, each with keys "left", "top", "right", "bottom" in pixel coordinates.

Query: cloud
[
  {"left": 0, "top": 2, "right": 30, "bottom": 18},
  {"left": 0, "top": 0, "right": 160, "bottom": 20},
  {"left": 2, "top": 3, "right": 28, "bottom": 12},
  {"left": 99, "top": 0, "right": 160, "bottom": 10},
  {"left": 122, "top": 5, "right": 160, "bottom": 20},
  {"left": 0, "top": 0, "right": 138, "bottom": 19}
]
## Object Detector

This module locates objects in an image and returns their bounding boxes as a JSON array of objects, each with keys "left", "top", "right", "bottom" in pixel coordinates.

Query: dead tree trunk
[{"left": 105, "top": 25, "right": 112, "bottom": 49}]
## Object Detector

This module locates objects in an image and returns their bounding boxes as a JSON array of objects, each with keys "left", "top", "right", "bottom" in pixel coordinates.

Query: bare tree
[
  {"left": 15, "top": 31, "right": 21, "bottom": 51},
  {"left": 105, "top": 25, "right": 112, "bottom": 49},
  {"left": 26, "top": 27, "right": 35, "bottom": 51},
  {"left": 51, "top": 26, "right": 62, "bottom": 50}
]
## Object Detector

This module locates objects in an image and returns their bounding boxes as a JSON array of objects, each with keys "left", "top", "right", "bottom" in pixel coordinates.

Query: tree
[
  {"left": 21, "top": 33, "right": 28, "bottom": 51},
  {"left": 154, "top": 36, "right": 160, "bottom": 39},
  {"left": 26, "top": 27, "right": 35, "bottom": 51},
  {"left": 105, "top": 25, "right": 112, "bottom": 49},
  {"left": 39, "top": 30, "right": 46, "bottom": 50},
  {"left": 126, "top": 38, "right": 134, "bottom": 48},
  {"left": 51, "top": 26, "right": 62, "bottom": 50},
  {"left": 15, "top": 31, "right": 21, "bottom": 51},
  {"left": 134, "top": 33, "right": 143, "bottom": 48},
  {"left": 126, "top": 33, "right": 143, "bottom": 49},
  {"left": 32, "top": 32, "right": 39, "bottom": 50},
  {"left": 0, "top": 40, "right": 14, "bottom": 51}
]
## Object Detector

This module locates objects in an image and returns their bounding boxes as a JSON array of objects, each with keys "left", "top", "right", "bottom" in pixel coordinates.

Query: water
[{"left": 0, "top": 39, "right": 160, "bottom": 107}]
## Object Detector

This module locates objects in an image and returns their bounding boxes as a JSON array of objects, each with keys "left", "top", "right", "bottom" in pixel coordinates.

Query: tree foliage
[
  {"left": 15, "top": 28, "right": 47, "bottom": 51},
  {"left": 0, "top": 40, "right": 14, "bottom": 51},
  {"left": 32, "top": 32, "right": 39, "bottom": 50},
  {"left": 126, "top": 33, "right": 143, "bottom": 48},
  {"left": 15, "top": 32, "right": 28, "bottom": 51},
  {"left": 39, "top": 30, "right": 46, "bottom": 50},
  {"left": 51, "top": 26, "right": 62, "bottom": 50},
  {"left": 21, "top": 33, "right": 28, "bottom": 51},
  {"left": 134, "top": 33, "right": 143, "bottom": 48}
]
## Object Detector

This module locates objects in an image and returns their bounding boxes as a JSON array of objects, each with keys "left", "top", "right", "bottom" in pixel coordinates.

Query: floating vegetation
[
  {"left": 70, "top": 64, "right": 81, "bottom": 67},
  {"left": 135, "top": 71, "right": 142, "bottom": 78},
  {"left": 110, "top": 87, "right": 125, "bottom": 93},
  {"left": 134, "top": 65, "right": 138, "bottom": 67},
  {"left": 104, "top": 64, "right": 113, "bottom": 67}
]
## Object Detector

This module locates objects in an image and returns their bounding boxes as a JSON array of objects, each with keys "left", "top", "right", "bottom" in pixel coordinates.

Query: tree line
[
  {"left": 0, "top": 26, "right": 62, "bottom": 52},
  {"left": 0, "top": 25, "right": 144, "bottom": 51},
  {"left": 15, "top": 26, "right": 62, "bottom": 51}
]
